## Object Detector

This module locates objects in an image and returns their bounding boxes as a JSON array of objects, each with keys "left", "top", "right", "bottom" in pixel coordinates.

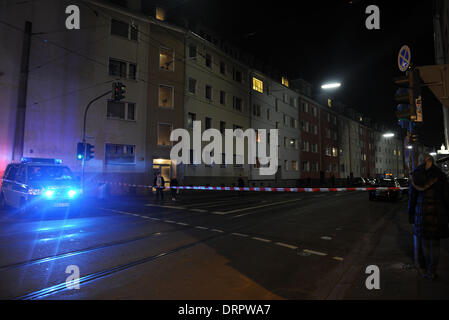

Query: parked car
[
  {"left": 369, "top": 179, "right": 402, "bottom": 201},
  {"left": 0, "top": 158, "right": 82, "bottom": 215}
]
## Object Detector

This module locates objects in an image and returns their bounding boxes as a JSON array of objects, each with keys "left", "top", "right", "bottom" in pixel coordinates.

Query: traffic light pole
[{"left": 81, "top": 90, "right": 112, "bottom": 192}]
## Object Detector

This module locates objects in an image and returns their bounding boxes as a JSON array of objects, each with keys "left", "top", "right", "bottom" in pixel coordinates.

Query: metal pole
[{"left": 81, "top": 90, "right": 112, "bottom": 192}]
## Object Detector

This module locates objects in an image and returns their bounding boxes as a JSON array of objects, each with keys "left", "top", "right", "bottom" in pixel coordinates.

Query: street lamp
[
  {"left": 383, "top": 133, "right": 395, "bottom": 138},
  {"left": 321, "top": 82, "right": 341, "bottom": 90}
]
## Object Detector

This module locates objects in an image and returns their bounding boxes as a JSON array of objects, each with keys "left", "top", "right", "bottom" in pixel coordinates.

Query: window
[
  {"left": 312, "top": 144, "right": 318, "bottom": 153},
  {"left": 220, "top": 91, "right": 226, "bottom": 105},
  {"left": 158, "top": 123, "right": 172, "bottom": 146},
  {"left": 332, "top": 147, "right": 338, "bottom": 157},
  {"left": 111, "top": 19, "right": 138, "bottom": 41},
  {"left": 220, "top": 121, "right": 226, "bottom": 134},
  {"left": 283, "top": 93, "right": 288, "bottom": 103},
  {"left": 325, "top": 147, "right": 332, "bottom": 157},
  {"left": 284, "top": 137, "right": 288, "bottom": 148},
  {"left": 205, "top": 53, "right": 212, "bottom": 68},
  {"left": 275, "top": 99, "right": 279, "bottom": 112},
  {"left": 302, "top": 121, "right": 310, "bottom": 132},
  {"left": 292, "top": 160, "right": 298, "bottom": 171},
  {"left": 220, "top": 61, "right": 226, "bottom": 74},
  {"left": 155, "top": 7, "right": 166, "bottom": 21},
  {"left": 128, "top": 63, "right": 136, "bottom": 80},
  {"left": 234, "top": 69, "right": 242, "bottom": 83},
  {"left": 311, "top": 162, "right": 319, "bottom": 172},
  {"left": 205, "top": 85, "right": 212, "bottom": 100},
  {"left": 282, "top": 76, "right": 289, "bottom": 87},
  {"left": 284, "top": 114, "right": 288, "bottom": 126},
  {"left": 327, "top": 113, "right": 331, "bottom": 122},
  {"left": 107, "top": 101, "right": 136, "bottom": 121},
  {"left": 284, "top": 160, "right": 289, "bottom": 171},
  {"left": 290, "top": 139, "right": 297, "bottom": 149},
  {"left": 159, "top": 85, "right": 174, "bottom": 108},
  {"left": 333, "top": 132, "right": 338, "bottom": 141},
  {"left": 233, "top": 97, "right": 242, "bottom": 111},
  {"left": 189, "top": 45, "right": 197, "bottom": 59},
  {"left": 188, "top": 78, "right": 196, "bottom": 94},
  {"left": 303, "top": 161, "right": 310, "bottom": 172},
  {"left": 302, "top": 102, "right": 309, "bottom": 113},
  {"left": 302, "top": 141, "right": 310, "bottom": 152},
  {"left": 252, "top": 77, "right": 264, "bottom": 93},
  {"left": 267, "top": 108, "right": 271, "bottom": 120},
  {"left": 313, "top": 106, "right": 318, "bottom": 117},
  {"left": 160, "top": 47, "right": 174, "bottom": 71},
  {"left": 253, "top": 104, "right": 261, "bottom": 117},
  {"left": 332, "top": 116, "right": 337, "bottom": 125},
  {"left": 205, "top": 117, "right": 212, "bottom": 130},
  {"left": 313, "top": 125, "right": 318, "bottom": 135},
  {"left": 105, "top": 144, "right": 136, "bottom": 165},
  {"left": 109, "top": 58, "right": 127, "bottom": 78},
  {"left": 187, "top": 113, "right": 196, "bottom": 130}
]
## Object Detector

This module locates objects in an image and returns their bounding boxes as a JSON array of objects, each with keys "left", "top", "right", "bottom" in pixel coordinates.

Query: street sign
[{"left": 398, "top": 45, "right": 411, "bottom": 72}]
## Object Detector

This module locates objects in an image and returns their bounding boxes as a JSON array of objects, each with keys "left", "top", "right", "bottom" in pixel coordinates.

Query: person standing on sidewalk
[
  {"left": 237, "top": 176, "right": 245, "bottom": 196},
  {"left": 170, "top": 177, "right": 179, "bottom": 201},
  {"left": 408, "top": 154, "right": 449, "bottom": 280},
  {"left": 153, "top": 172, "right": 165, "bottom": 201}
]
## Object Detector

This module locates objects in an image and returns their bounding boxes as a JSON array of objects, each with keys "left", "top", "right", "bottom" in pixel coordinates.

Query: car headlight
[{"left": 68, "top": 189, "right": 77, "bottom": 198}]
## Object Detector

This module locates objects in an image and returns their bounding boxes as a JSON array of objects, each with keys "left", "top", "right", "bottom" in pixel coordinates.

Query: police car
[{"left": 0, "top": 158, "right": 82, "bottom": 214}]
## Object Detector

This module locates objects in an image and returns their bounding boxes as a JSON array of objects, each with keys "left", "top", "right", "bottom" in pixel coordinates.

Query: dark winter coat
[{"left": 408, "top": 164, "right": 449, "bottom": 239}]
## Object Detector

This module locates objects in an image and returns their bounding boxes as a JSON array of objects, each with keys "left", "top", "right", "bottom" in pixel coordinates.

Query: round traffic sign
[{"left": 398, "top": 45, "right": 411, "bottom": 72}]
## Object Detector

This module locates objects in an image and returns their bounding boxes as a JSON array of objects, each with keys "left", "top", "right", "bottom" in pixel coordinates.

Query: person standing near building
[
  {"left": 153, "top": 172, "right": 165, "bottom": 201},
  {"left": 408, "top": 154, "right": 449, "bottom": 280}
]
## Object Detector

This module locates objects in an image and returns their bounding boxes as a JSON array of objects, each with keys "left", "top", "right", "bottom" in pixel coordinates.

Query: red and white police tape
[{"left": 94, "top": 180, "right": 408, "bottom": 193}]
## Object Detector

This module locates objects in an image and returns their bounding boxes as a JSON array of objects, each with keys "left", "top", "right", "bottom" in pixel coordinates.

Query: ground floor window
[{"left": 105, "top": 144, "right": 136, "bottom": 165}]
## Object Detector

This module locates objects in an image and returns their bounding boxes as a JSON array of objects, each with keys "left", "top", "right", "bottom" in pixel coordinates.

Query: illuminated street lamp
[
  {"left": 407, "top": 145, "right": 413, "bottom": 150},
  {"left": 321, "top": 82, "right": 341, "bottom": 90},
  {"left": 383, "top": 133, "right": 395, "bottom": 138}
]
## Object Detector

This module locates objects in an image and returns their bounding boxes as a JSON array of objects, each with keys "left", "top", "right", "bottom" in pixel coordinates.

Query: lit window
[
  {"left": 159, "top": 85, "right": 174, "bottom": 108},
  {"left": 107, "top": 101, "right": 136, "bottom": 121},
  {"left": 332, "top": 147, "right": 338, "bottom": 157},
  {"left": 282, "top": 76, "right": 289, "bottom": 87},
  {"left": 292, "top": 161, "right": 298, "bottom": 171},
  {"left": 328, "top": 98, "right": 332, "bottom": 107},
  {"left": 160, "top": 47, "right": 174, "bottom": 71},
  {"left": 158, "top": 123, "right": 172, "bottom": 146},
  {"left": 252, "top": 77, "right": 264, "bottom": 93},
  {"left": 155, "top": 7, "right": 166, "bottom": 21}
]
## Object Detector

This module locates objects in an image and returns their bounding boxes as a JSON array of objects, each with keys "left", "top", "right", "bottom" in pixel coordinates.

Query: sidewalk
[{"left": 343, "top": 202, "right": 449, "bottom": 299}]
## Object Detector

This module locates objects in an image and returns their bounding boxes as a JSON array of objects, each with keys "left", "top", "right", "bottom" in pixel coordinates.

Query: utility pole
[{"left": 12, "top": 21, "right": 32, "bottom": 161}]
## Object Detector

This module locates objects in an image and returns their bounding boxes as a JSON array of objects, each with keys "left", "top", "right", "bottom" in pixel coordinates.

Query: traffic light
[
  {"left": 394, "top": 69, "right": 422, "bottom": 122},
  {"left": 77, "top": 142, "right": 85, "bottom": 160},
  {"left": 112, "top": 82, "right": 126, "bottom": 101},
  {"left": 86, "top": 143, "right": 95, "bottom": 160}
]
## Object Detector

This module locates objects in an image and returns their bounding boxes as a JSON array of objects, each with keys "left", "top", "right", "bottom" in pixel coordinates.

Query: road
[{"left": 1, "top": 190, "right": 448, "bottom": 300}]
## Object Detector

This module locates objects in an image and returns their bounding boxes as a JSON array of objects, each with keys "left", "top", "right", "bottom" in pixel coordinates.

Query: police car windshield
[
  {"left": 379, "top": 179, "right": 396, "bottom": 187},
  {"left": 28, "top": 165, "right": 73, "bottom": 181}
]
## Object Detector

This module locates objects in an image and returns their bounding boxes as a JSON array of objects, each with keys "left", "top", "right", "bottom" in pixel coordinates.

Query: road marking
[
  {"left": 231, "top": 233, "right": 248, "bottom": 237},
  {"left": 211, "top": 211, "right": 228, "bottom": 215},
  {"left": 320, "top": 236, "right": 333, "bottom": 240},
  {"left": 333, "top": 257, "right": 344, "bottom": 261},
  {"left": 211, "top": 229, "right": 224, "bottom": 233},
  {"left": 275, "top": 242, "right": 298, "bottom": 250},
  {"left": 151, "top": 218, "right": 160, "bottom": 221},
  {"left": 176, "top": 222, "right": 189, "bottom": 226},
  {"left": 145, "top": 204, "right": 187, "bottom": 210},
  {"left": 218, "top": 198, "right": 303, "bottom": 216},
  {"left": 303, "top": 249, "right": 327, "bottom": 256},
  {"left": 252, "top": 237, "right": 272, "bottom": 243},
  {"left": 164, "top": 220, "right": 176, "bottom": 224},
  {"left": 195, "top": 226, "right": 209, "bottom": 230}
]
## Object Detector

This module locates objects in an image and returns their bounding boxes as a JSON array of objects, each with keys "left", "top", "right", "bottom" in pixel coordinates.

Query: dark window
[
  {"left": 220, "top": 91, "right": 226, "bottom": 105},
  {"left": 109, "top": 59, "right": 127, "bottom": 78},
  {"left": 128, "top": 63, "right": 136, "bottom": 80},
  {"left": 234, "top": 69, "right": 242, "bottom": 82},
  {"left": 127, "top": 103, "right": 135, "bottom": 120},
  {"left": 220, "top": 121, "right": 226, "bottom": 134},
  {"left": 187, "top": 113, "right": 196, "bottom": 130},
  {"left": 205, "top": 53, "right": 212, "bottom": 68},
  {"left": 130, "top": 24, "right": 138, "bottom": 41},
  {"left": 188, "top": 78, "right": 196, "bottom": 94},
  {"left": 205, "top": 117, "right": 212, "bottom": 130},
  {"left": 107, "top": 101, "right": 135, "bottom": 121},
  {"left": 205, "top": 85, "right": 212, "bottom": 100},
  {"left": 233, "top": 97, "right": 242, "bottom": 111},
  {"left": 105, "top": 144, "right": 136, "bottom": 165},
  {"left": 189, "top": 45, "right": 197, "bottom": 58},
  {"left": 111, "top": 19, "right": 129, "bottom": 38},
  {"left": 220, "top": 61, "right": 226, "bottom": 74}
]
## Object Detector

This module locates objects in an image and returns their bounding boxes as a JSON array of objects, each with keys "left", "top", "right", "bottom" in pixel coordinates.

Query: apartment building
[
  {"left": 182, "top": 31, "right": 250, "bottom": 186},
  {"left": 0, "top": 0, "right": 151, "bottom": 187},
  {"left": 374, "top": 131, "right": 405, "bottom": 178},
  {"left": 249, "top": 73, "right": 301, "bottom": 187}
]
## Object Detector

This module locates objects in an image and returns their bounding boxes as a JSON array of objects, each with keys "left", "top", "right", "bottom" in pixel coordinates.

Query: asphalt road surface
[{"left": 1, "top": 190, "right": 448, "bottom": 300}]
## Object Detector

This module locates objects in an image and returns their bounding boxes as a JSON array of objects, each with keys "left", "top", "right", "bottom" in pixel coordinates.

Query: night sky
[{"left": 141, "top": 0, "right": 445, "bottom": 150}]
